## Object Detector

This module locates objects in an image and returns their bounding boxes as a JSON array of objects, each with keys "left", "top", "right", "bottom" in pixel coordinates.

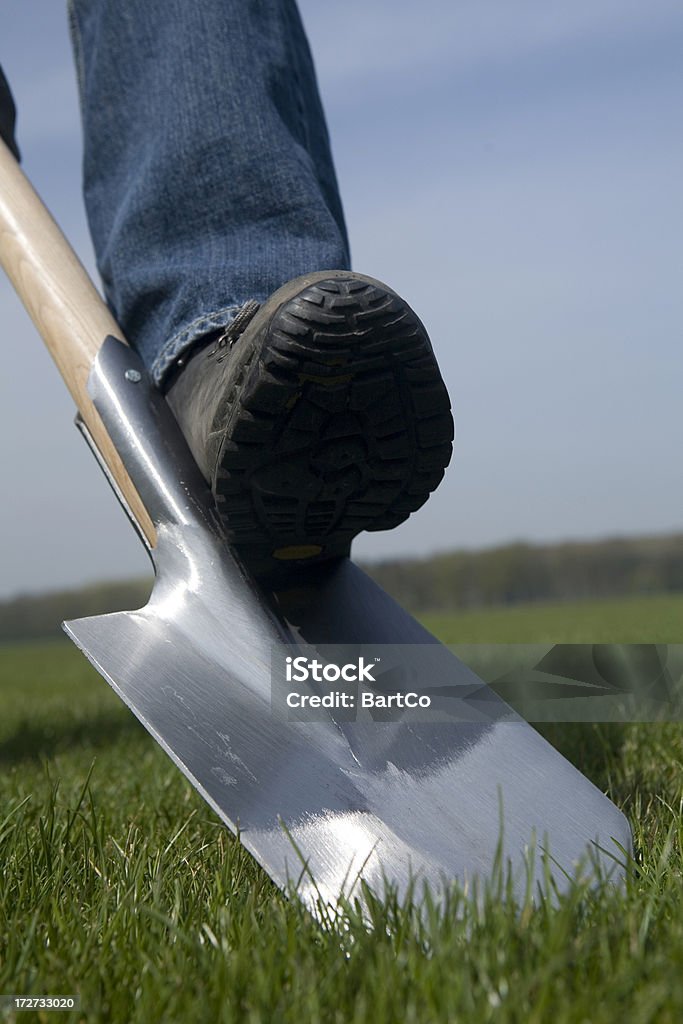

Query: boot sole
[{"left": 211, "top": 275, "right": 454, "bottom": 576}]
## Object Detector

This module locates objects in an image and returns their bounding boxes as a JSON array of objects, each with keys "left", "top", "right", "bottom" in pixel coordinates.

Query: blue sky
[{"left": 0, "top": 1, "right": 681, "bottom": 597}]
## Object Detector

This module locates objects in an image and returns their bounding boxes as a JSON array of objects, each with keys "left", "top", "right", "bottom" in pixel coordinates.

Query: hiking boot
[{"left": 165, "top": 270, "right": 454, "bottom": 577}]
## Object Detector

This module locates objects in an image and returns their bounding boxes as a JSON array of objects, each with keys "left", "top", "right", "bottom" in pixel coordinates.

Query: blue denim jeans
[{"left": 67, "top": 0, "right": 350, "bottom": 386}]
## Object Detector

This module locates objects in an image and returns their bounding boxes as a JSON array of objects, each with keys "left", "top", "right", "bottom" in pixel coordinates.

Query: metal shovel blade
[{"left": 65, "top": 338, "right": 631, "bottom": 909}]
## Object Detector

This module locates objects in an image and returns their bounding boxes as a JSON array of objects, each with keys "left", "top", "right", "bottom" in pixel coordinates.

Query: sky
[{"left": 0, "top": 0, "right": 681, "bottom": 598}]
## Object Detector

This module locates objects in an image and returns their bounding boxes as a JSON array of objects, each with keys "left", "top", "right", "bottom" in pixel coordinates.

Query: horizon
[{"left": 1, "top": 525, "right": 681, "bottom": 602}]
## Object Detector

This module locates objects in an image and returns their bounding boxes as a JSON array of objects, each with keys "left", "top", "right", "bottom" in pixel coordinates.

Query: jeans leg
[
  {"left": 68, "top": 0, "right": 350, "bottom": 386},
  {"left": 0, "top": 66, "right": 20, "bottom": 160}
]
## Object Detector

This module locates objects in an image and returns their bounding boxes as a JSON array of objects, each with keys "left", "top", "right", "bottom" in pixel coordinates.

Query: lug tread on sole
[{"left": 212, "top": 278, "right": 453, "bottom": 572}]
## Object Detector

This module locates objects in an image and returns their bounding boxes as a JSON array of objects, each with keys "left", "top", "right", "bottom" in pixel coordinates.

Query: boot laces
[{"left": 209, "top": 300, "right": 261, "bottom": 363}]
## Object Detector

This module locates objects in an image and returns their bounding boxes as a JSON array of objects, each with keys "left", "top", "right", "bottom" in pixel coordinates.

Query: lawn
[
  {"left": 421, "top": 592, "right": 683, "bottom": 643},
  {"left": 1, "top": 593, "right": 682, "bottom": 1023}
]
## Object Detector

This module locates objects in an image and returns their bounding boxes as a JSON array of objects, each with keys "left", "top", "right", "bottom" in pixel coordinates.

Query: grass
[
  {"left": 0, "top": 593, "right": 682, "bottom": 1023},
  {"left": 421, "top": 592, "right": 683, "bottom": 643}
]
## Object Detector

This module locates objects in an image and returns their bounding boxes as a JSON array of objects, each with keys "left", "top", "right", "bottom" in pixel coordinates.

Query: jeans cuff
[{"left": 150, "top": 304, "right": 247, "bottom": 387}]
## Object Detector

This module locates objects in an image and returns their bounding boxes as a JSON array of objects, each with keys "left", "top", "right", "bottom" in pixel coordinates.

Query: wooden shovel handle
[{"left": 0, "top": 138, "right": 156, "bottom": 546}]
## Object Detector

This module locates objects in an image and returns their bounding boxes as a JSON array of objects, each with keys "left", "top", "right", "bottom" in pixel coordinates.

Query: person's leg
[
  {"left": 0, "top": 67, "right": 20, "bottom": 161},
  {"left": 68, "top": 0, "right": 453, "bottom": 575},
  {"left": 68, "top": 0, "right": 350, "bottom": 387}
]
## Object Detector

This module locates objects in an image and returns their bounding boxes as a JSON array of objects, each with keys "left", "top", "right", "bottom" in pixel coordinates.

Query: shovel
[{"left": 0, "top": 138, "right": 631, "bottom": 909}]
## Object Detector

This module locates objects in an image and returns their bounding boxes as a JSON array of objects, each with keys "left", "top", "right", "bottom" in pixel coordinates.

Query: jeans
[{"left": 67, "top": 0, "right": 350, "bottom": 386}]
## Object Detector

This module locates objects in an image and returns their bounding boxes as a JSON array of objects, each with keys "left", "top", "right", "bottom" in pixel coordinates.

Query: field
[{"left": 1, "top": 592, "right": 682, "bottom": 1023}]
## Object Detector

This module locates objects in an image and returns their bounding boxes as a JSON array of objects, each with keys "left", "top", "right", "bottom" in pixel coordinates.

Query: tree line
[
  {"left": 1, "top": 532, "right": 682, "bottom": 641},
  {"left": 367, "top": 533, "right": 683, "bottom": 611}
]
